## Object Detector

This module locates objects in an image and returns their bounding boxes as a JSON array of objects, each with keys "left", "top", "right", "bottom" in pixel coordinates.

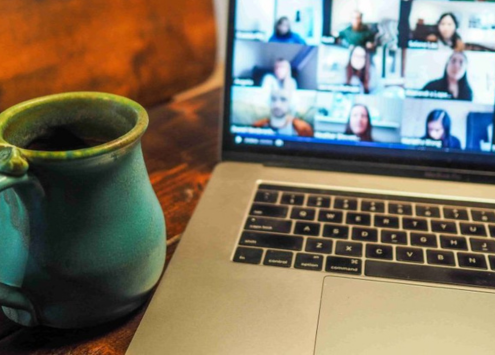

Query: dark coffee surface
[{"left": 25, "top": 126, "right": 109, "bottom": 151}]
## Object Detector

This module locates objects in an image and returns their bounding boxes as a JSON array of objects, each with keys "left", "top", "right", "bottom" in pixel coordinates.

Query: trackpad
[{"left": 315, "top": 276, "right": 495, "bottom": 354}]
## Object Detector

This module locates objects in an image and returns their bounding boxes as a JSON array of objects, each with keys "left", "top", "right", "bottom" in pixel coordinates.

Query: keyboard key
[
  {"left": 307, "top": 196, "right": 331, "bottom": 208},
  {"left": 471, "top": 239, "right": 495, "bottom": 254},
  {"left": 366, "top": 245, "right": 393, "bottom": 260},
  {"left": 443, "top": 208, "right": 469, "bottom": 221},
  {"left": 374, "top": 215, "right": 400, "bottom": 229},
  {"left": 361, "top": 200, "right": 385, "bottom": 213},
  {"left": 233, "top": 247, "right": 264, "bottom": 265},
  {"left": 472, "top": 210, "right": 495, "bottom": 223},
  {"left": 431, "top": 220, "right": 457, "bottom": 234},
  {"left": 460, "top": 223, "right": 487, "bottom": 237},
  {"left": 352, "top": 227, "right": 378, "bottom": 242},
  {"left": 346, "top": 213, "right": 371, "bottom": 226},
  {"left": 427, "top": 250, "right": 456, "bottom": 267},
  {"left": 323, "top": 224, "right": 349, "bottom": 239},
  {"left": 416, "top": 205, "right": 440, "bottom": 218},
  {"left": 381, "top": 230, "right": 407, "bottom": 245},
  {"left": 245, "top": 217, "right": 292, "bottom": 234},
  {"left": 240, "top": 232, "right": 303, "bottom": 251},
  {"left": 294, "top": 222, "right": 321, "bottom": 236},
  {"left": 326, "top": 257, "right": 362, "bottom": 275},
  {"left": 294, "top": 253, "right": 324, "bottom": 271},
  {"left": 318, "top": 210, "right": 343, "bottom": 223},
  {"left": 250, "top": 204, "right": 288, "bottom": 218},
  {"left": 255, "top": 191, "right": 279, "bottom": 204},
  {"left": 489, "top": 256, "right": 495, "bottom": 270},
  {"left": 389, "top": 203, "right": 412, "bottom": 216},
  {"left": 489, "top": 225, "right": 495, "bottom": 238},
  {"left": 334, "top": 198, "right": 358, "bottom": 211},
  {"left": 281, "top": 193, "right": 305, "bottom": 206},
  {"left": 403, "top": 218, "right": 428, "bottom": 231},
  {"left": 396, "top": 247, "right": 424, "bottom": 263},
  {"left": 366, "top": 261, "right": 495, "bottom": 288},
  {"left": 263, "top": 250, "right": 293, "bottom": 268},
  {"left": 440, "top": 236, "right": 468, "bottom": 251},
  {"left": 291, "top": 208, "right": 316, "bottom": 221},
  {"left": 410, "top": 233, "right": 437, "bottom": 248},
  {"left": 306, "top": 238, "right": 333, "bottom": 254},
  {"left": 335, "top": 241, "right": 363, "bottom": 257},
  {"left": 458, "top": 253, "right": 488, "bottom": 270}
]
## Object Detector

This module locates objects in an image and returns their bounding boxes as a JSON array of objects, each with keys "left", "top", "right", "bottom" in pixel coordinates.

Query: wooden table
[{"left": 0, "top": 88, "right": 222, "bottom": 354}]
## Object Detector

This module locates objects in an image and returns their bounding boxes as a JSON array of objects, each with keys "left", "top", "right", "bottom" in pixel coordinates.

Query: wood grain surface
[
  {"left": 0, "top": 88, "right": 222, "bottom": 354},
  {"left": 0, "top": 0, "right": 217, "bottom": 111}
]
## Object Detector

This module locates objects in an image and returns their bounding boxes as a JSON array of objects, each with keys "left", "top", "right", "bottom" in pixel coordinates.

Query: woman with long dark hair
[
  {"left": 269, "top": 17, "right": 306, "bottom": 45},
  {"left": 422, "top": 109, "right": 461, "bottom": 149},
  {"left": 346, "top": 46, "right": 376, "bottom": 94},
  {"left": 345, "top": 104, "right": 373, "bottom": 142},
  {"left": 427, "top": 13, "right": 464, "bottom": 51},
  {"left": 422, "top": 51, "right": 473, "bottom": 101}
]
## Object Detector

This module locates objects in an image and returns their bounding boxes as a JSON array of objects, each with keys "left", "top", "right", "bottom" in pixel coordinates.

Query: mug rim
[{"left": 0, "top": 92, "right": 148, "bottom": 162}]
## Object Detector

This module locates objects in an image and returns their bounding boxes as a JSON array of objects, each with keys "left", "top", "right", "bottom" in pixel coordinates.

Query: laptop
[{"left": 128, "top": 0, "right": 495, "bottom": 354}]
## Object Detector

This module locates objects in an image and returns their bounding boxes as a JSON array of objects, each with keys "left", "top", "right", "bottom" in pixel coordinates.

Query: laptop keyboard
[{"left": 233, "top": 184, "right": 495, "bottom": 289}]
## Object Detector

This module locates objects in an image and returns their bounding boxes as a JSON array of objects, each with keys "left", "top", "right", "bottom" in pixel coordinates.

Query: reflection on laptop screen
[{"left": 228, "top": 0, "right": 495, "bottom": 155}]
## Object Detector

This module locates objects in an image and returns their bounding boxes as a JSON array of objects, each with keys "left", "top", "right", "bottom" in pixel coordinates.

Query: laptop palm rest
[{"left": 315, "top": 276, "right": 495, "bottom": 355}]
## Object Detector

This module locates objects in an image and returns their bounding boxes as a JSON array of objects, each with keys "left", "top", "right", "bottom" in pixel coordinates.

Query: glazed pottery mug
[{"left": 0, "top": 92, "right": 166, "bottom": 328}]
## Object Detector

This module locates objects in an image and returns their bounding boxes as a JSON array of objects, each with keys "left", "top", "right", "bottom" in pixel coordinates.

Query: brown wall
[{"left": 0, "top": 0, "right": 217, "bottom": 110}]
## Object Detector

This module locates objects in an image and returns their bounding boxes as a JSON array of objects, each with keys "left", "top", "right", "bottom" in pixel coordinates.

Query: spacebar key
[{"left": 366, "top": 261, "right": 495, "bottom": 289}]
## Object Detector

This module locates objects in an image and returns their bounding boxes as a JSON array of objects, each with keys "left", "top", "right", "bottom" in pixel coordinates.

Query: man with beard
[{"left": 253, "top": 89, "right": 313, "bottom": 137}]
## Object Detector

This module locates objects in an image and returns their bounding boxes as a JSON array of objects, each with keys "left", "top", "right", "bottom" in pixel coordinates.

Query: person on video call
[
  {"left": 252, "top": 89, "right": 313, "bottom": 137},
  {"left": 344, "top": 104, "right": 373, "bottom": 142},
  {"left": 426, "top": 13, "right": 465, "bottom": 51},
  {"left": 269, "top": 17, "right": 306, "bottom": 45},
  {"left": 261, "top": 59, "right": 298, "bottom": 92},
  {"left": 346, "top": 46, "right": 377, "bottom": 94},
  {"left": 422, "top": 51, "right": 473, "bottom": 101},
  {"left": 423, "top": 109, "right": 461, "bottom": 149},
  {"left": 339, "top": 10, "right": 375, "bottom": 49}
]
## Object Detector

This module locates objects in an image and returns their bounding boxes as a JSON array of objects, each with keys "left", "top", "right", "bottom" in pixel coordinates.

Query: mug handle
[{"left": 0, "top": 144, "right": 39, "bottom": 326}]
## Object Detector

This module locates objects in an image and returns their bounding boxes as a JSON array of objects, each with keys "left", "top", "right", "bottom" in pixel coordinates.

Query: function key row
[{"left": 254, "top": 190, "right": 495, "bottom": 222}]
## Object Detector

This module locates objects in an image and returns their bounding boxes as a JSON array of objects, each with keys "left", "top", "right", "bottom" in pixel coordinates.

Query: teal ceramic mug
[{"left": 0, "top": 92, "right": 166, "bottom": 328}]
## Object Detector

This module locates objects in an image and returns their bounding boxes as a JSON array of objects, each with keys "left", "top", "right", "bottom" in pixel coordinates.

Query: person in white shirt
[{"left": 261, "top": 59, "right": 298, "bottom": 93}]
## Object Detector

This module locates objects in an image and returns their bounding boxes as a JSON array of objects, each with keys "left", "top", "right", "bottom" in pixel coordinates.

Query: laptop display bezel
[{"left": 221, "top": 0, "right": 495, "bottom": 181}]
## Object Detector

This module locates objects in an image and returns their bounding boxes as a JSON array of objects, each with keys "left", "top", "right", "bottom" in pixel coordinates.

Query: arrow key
[{"left": 431, "top": 220, "right": 458, "bottom": 234}]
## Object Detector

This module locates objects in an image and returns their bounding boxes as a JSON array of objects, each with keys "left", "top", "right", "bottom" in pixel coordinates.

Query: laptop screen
[{"left": 223, "top": 0, "right": 495, "bottom": 173}]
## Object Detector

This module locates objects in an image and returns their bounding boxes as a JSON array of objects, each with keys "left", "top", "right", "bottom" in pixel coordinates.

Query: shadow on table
[{"left": 0, "top": 294, "right": 152, "bottom": 354}]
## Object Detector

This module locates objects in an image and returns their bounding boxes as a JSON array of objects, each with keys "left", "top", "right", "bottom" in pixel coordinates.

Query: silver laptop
[{"left": 128, "top": 1, "right": 495, "bottom": 354}]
